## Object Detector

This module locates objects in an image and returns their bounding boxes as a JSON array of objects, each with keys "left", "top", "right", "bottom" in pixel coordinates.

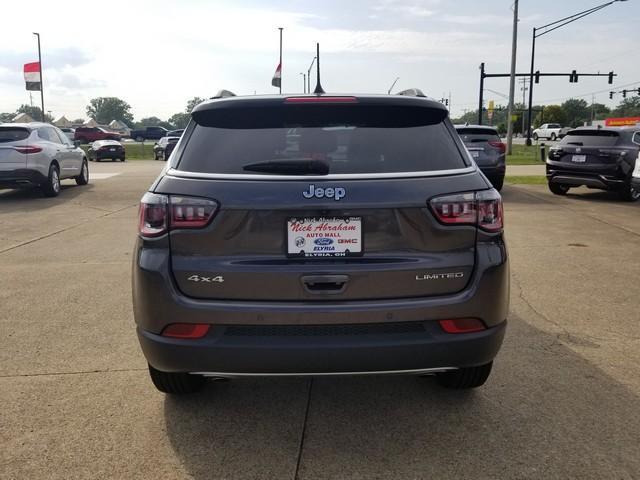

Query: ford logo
[{"left": 314, "top": 238, "right": 334, "bottom": 246}]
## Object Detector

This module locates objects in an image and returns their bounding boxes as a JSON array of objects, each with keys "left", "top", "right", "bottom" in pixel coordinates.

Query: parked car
[
  {"left": 88, "top": 140, "right": 126, "bottom": 162},
  {"left": 60, "top": 127, "right": 75, "bottom": 141},
  {"left": 153, "top": 136, "right": 180, "bottom": 161},
  {"left": 454, "top": 125, "right": 505, "bottom": 191},
  {"left": 130, "top": 126, "right": 168, "bottom": 142},
  {"left": 74, "top": 126, "right": 121, "bottom": 143},
  {"left": 0, "top": 122, "right": 88, "bottom": 197},
  {"left": 546, "top": 126, "right": 640, "bottom": 201},
  {"left": 133, "top": 91, "right": 509, "bottom": 394},
  {"left": 532, "top": 123, "right": 563, "bottom": 141},
  {"left": 167, "top": 129, "right": 185, "bottom": 137}
]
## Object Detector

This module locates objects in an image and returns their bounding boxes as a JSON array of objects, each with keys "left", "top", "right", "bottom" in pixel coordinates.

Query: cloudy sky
[{"left": 0, "top": 0, "right": 638, "bottom": 121}]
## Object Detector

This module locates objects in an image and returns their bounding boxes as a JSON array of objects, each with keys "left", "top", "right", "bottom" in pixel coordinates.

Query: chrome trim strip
[
  {"left": 165, "top": 166, "right": 476, "bottom": 181},
  {"left": 190, "top": 367, "right": 457, "bottom": 378}
]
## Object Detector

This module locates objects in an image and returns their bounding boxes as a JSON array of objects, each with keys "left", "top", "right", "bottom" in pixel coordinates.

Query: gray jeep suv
[{"left": 132, "top": 91, "right": 509, "bottom": 394}]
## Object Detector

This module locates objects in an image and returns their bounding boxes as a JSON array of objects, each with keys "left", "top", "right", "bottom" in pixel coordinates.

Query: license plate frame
[{"left": 286, "top": 217, "right": 363, "bottom": 258}]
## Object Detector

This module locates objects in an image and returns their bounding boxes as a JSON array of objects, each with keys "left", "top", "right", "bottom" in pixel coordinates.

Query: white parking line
[{"left": 91, "top": 173, "right": 121, "bottom": 180}]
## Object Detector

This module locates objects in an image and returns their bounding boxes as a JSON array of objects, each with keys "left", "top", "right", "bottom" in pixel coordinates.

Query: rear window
[
  {"left": 456, "top": 128, "right": 500, "bottom": 144},
  {"left": 0, "top": 127, "right": 30, "bottom": 143},
  {"left": 560, "top": 130, "right": 620, "bottom": 147},
  {"left": 178, "top": 105, "right": 467, "bottom": 175}
]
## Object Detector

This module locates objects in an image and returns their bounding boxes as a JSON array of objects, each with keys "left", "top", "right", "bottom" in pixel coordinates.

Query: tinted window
[
  {"left": 37, "top": 127, "right": 62, "bottom": 143},
  {"left": 456, "top": 128, "right": 500, "bottom": 143},
  {"left": 178, "top": 121, "right": 466, "bottom": 175},
  {"left": 560, "top": 131, "right": 620, "bottom": 147},
  {"left": 0, "top": 127, "right": 30, "bottom": 143}
]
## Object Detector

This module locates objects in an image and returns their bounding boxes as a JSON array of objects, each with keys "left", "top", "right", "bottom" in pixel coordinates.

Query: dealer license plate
[
  {"left": 571, "top": 154, "right": 586, "bottom": 163},
  {"left": 109, "top": 148, "right": 116, "bottom": 151},
  {"left": 287, "top": 217, "right": 362, "bottom": 257}
]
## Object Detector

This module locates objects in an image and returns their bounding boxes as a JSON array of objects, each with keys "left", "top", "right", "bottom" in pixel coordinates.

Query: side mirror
[{"left": 74, "top": 140, "right": 82, "bottom": 147}]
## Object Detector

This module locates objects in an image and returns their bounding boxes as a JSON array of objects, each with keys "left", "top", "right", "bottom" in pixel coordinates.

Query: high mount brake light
[
  {"left": 13, "top": 145, "right": 43, "bottom": 154},
  {"left": 429, "top": 190, "right": 503, "bottom": 232},
  {"left": 138, "top": 193, "right": 218, "bottom": 238},
  {"left": 284, "top": 96, "right": 358, "bottom": 104},
  {"left": 488, "top": 140, "right": 506, "bottom": 154}
]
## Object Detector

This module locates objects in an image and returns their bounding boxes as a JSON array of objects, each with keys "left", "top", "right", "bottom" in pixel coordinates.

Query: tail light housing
[
  {"left": 488, "top": 140, "right": 506, "bottom": 154},
  {"left": 13, "top": 145, "right": 43, "bottom": 154},
  {"left": 429, "top": 189, "right": 503, "bottom": 232},
  {"left": 138, "top": 193, "right": 218, "bottom": 238}
]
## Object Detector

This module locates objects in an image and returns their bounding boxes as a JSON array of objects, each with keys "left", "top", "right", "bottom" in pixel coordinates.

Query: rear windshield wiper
[{"left": 242, "top": 159, "right": 329, "bottom": 175}]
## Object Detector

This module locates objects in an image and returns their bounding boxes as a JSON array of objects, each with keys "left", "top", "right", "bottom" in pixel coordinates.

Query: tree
[
  {"left": 186, "top": 97, "right": 205, "bottom": 113},
  {"left": 590, "top": 103, "right": 610, "bottom": 121},
  {"left": 534, "top": 105, "right": 566, "bottom": 127},
  {"left": 135, "top": 116, "right": 173, "bottom": 129},
  {"left": 561, "top": 98, "right": 589, "bottom": 127},
  {"left": 86, "top": 97, "right": 134, "bottom": 126},
  {"left": 168, "top": 112, "right": 190, "bottom": 129},
  {"left": 15, "top": 104, "right": 53, "bottom": 122},
  {"left": 611, "top": 97, "right": 640, "bottom": 117}
]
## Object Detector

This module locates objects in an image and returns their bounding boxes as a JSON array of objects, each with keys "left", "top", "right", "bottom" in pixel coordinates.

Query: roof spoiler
[{"left": 211, "top": 89, "right": 236, "bottom": 99}]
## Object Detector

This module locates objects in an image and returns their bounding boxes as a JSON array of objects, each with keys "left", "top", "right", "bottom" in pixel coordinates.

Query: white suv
[{"left": 532, "top": 123, "right": 563, "bottom": 141}]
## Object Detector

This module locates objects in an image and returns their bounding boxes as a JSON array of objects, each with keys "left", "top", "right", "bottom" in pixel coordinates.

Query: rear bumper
[
  {"left": 95, "top": 151, "right": 125, "bottom": 160},
  {"left": 138, "top": 320, "right": 506, "bottom": 375},
  {"left": 546, "top": 161, "right": 626, "bottom": 189},
  {"left": 0, "top": 168, "right": 47, "bottom": 188}
]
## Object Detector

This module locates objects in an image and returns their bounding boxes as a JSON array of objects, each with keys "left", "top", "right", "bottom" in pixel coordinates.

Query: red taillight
[
  {"left": 439, "top": 318, "right": 486, "bottom": 334},
  {"left": 170, "top": 196, "right": 218, "bottom": 229},
  {"left": 429, "top": 190, "right": 503, "bottom": 232},
  {"left": 488, "top": 140, "right": 506, "bottom": 154},
  {"left": 162, "top": 323, "right": 210, "bottom": 338},
  {"left": 13, "top": 145, "right": 43, "bottom": 154},
  {"left": 138, "top": 193, "right": 218, "bottom": 238},
  {"left": 284, "top": 96, "right": 358, "bottom": 104}
]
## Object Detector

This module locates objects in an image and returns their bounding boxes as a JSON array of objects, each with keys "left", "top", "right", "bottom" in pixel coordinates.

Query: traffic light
[
  {"left": 569, "top": 70, "right": 578, "bottom": 83},
  {"left": 623, "top": 90, "right": 627, "bottom": 98},
  {"left": 534, "top": 71, "right": 540, "bottom": 84},
  {"left": 608, "top": 71, "right": 614, "bottom": 84},
  {"left": 609, "top": 91, "right": 614, "bottom": 99},
  {"left": 637, "top": 87, "right": 640, "bottom": 95}
]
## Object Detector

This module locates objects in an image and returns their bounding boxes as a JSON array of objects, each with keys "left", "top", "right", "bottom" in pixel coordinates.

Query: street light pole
[
  {"left": 278, "top": 27, "right": 283, "bottom": 94},
  {"left": 300, "top": 73, "right": 306, "bottom": 93},
  {"left": 525, "top": 0, "right": 627, "bottom": 146},
  {"left": 33, "top": 32, "right": 45, "bottom": 122},
  {"left": 506, "top": 0, "right": 518, "bottom": 154},
  {"left": 306, "top": 56, "right": 316, "bottom": 95}
]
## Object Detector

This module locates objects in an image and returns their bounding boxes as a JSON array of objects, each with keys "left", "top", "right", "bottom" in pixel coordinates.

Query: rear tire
[
  {"left": 148, "top": 364, "right": 205, "bottom": 394},
  {"left": 42, "top": 163, "right": 61, "bottom": 197},
  {"left": 436, "top": 362, "right": 493, "bottom": 389},
  {"left": 75, "top": 159, "right": 89, "bottom": 185},
  {"left": 548, "top": 182, "right": 570, "bottom": 195},
  {"left": 490, "top": 176, "right": 504, "bottom": 191},
  {"left": 619, "top": 182, "right": 640, "bottom": 202}
]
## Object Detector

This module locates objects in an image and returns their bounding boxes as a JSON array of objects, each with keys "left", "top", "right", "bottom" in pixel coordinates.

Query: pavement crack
[
  {"left": 0, "top": 203, "right": 136, "bottom": 255},
  {"left": 0, "top": 367, "right": 146, "bottom": 379},
  {"left": 293, "top": 378, "right": 314, "bottom": 480}
]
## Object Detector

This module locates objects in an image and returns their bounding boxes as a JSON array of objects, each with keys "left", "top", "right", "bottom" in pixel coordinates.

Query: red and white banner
[
  {"left": 24, "top": 62, "right": 41, "bottom": 91},
  {"left": 271, "top": 62, "right": 281, "bottom": 88}
]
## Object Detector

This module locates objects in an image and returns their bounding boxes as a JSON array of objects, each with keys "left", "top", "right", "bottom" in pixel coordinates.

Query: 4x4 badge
[{"left": 303, "top": 184, "right": 346, "bottom": 201}]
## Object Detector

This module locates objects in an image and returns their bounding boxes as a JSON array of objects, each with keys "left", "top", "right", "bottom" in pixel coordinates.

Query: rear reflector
[
  {"left": 439, "top": 318, "right": 486, "bottom": 334},
  {"left": 13, "top": 145, "right": 43, "bottom": 154},
  {"left": 285, "top": 96, "right": 358, "bottom": 104},
  {"left": 162, "top": 323, "right": 210, "bottom": 339}
]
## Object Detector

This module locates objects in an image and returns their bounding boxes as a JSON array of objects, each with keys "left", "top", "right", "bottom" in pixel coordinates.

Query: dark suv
[
  {"left": 546, "top": 126, "right": 640, "bottom": 201},
  {"left": 132, "top": 91, "right": 509, "bottom": 394},
  {"left": 454, "top": 125, "right": 506, "bottom": 191}
]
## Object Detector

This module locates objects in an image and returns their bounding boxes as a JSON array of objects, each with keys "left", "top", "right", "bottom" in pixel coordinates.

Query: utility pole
[
  {"left": 478, "top": 62, "right": 485, "bottom": 125},
  {"left": 506, "top": 0, "right": 518, "bottom": 153},
  {"left": 520, "top": 77, "right": 528, "bottom": 135},
  {"left": 33, "top": 32, "right": 45, "bottom": 122},
  {"left": 278, "top": 27, "right": 283, "bottom": 94},
  {"left": 300, "top": 73, "right": 306, "bottom": 93}
]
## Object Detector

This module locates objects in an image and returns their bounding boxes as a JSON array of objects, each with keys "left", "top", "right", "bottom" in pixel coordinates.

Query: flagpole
[
  {"left": 33, "top": 32, "right": 45, "bottom": 122},
  {"left": 278, "top": 27, "right": 283, "bottom": 94}
]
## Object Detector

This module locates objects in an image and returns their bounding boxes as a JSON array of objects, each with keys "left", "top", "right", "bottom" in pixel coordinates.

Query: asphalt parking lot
[{"left": 1, "top": 161, "right": 639, "bottom": 479}]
